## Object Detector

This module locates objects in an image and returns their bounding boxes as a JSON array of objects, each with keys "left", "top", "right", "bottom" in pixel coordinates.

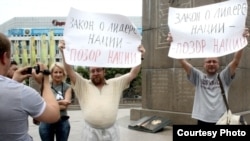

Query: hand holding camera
[
  {"left": 12, "top": 66, "right": 32, "bottom": 83},
  {"left": 12, "top": 63, "right": 50, "bottom": 84},
  {"left": 31, "top": 63, "right": 51, "bottom": 84},
  {"left": 26, "top": 64, "right": 50, "bottom": 75}
]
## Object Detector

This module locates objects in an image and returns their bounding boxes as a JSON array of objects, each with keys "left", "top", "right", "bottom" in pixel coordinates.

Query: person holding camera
[
  {"left": 39, "top": 62, "right": 72, "bottom": 141},
  {"left": 0, "top": 33, "right": 60, "bottom": 141}
]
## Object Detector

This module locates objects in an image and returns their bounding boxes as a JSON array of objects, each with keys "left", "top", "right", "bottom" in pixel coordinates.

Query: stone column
[{"left": 131, "top": 0, "right": 250, "bottom": 124}]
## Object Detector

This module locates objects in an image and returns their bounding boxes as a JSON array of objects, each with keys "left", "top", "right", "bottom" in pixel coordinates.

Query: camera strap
[
  {"left": 51, "top": 83, "right": 64, "bottom": 97},
  {"left": 217, "top": 73, "right": 229, "bottom": 111}
]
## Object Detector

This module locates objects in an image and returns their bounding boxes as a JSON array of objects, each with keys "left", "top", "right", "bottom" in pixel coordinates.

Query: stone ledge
[
  {"left": 130, "top": 108, "right": 250, "bottom": 125},
  {"left": 68, "top": 103, "right": 142, "bottom": 110}
]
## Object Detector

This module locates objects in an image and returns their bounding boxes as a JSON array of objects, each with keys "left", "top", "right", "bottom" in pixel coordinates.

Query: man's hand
[
  {"left": 166, "top": 32, "right": 173, "bottom": 43},
  {"left": 58, "top": 40, "right": 65, "bottom": 52},
  {"left": 58, "top": 100, "right": 71, "bottom": 106},
  {"left": 31, "top": 63, "right": 48, "bottom": 84},
  {"left": 12, "top": 66, "right": 32, "bottom": 83},
  {"left": 243, "top": 28, "right": 249, "bottom": 37},
  {"left": 138, "top": 45, "right": 146, "bottom": 59}
]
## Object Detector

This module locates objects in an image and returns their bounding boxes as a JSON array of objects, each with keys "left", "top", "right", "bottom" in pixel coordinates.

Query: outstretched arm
[
  {"left": 127, "top": 45, "right": 146, "bottom": 83},
  {"left": 179, "top": 59, "right": 193, "bottom": 76},
  {"left": 167, "top": 32, "right": 193, "bottom": 75},
  {"left": 228, "top": 28, "right": 249, "bottom": 76},
  {"left": 32, "top": 63, "right": 60, "bottom": 123},
  {"left": 228, "top": 49, "right": 243, "bottom": 76},
  {"left": 58, "top": 40, "right": 76, "bottom": 85}
]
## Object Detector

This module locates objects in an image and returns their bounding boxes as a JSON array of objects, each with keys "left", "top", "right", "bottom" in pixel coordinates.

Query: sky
[{"left": 0, "top": 0, "right": 142, "bottom": 24}]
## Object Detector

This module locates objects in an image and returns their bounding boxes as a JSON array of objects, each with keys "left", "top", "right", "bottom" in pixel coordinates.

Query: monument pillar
[{"left": 131, "top": 0, "right": 250, "bottom": 124}]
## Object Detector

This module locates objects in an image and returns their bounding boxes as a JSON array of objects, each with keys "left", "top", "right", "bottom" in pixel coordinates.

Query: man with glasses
[{"left": 58, "top": 40, "right": 146, "bottom": 141}]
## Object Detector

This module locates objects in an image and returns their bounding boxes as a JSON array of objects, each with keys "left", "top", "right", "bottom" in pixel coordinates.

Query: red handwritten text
[
  {"left": 213, "top": 37, "right": 247, "bottom": 53},
  {"left": 70, "top": 49, "right": 101, "bottom": 62},
  {"left": 108, "top": 50, "right": 137, "bottom": 64},
  {"left": 175, "top": 40, "right": 206, "bottom": 54}
]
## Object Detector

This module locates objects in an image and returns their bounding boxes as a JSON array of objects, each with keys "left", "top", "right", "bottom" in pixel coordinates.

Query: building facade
[{"left": 0, "top": 16, "right": 142, "bottom": 66}]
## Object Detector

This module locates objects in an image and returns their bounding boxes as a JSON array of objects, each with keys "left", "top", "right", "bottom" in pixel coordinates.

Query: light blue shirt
[
  {"left": 188, "top": 66, "right": 233, "bottom": 123},
  {"left": 0, "top": 75, "right": 46, "bottom": 141}
]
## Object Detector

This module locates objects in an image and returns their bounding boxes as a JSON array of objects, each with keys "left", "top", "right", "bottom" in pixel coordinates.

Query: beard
[{"left": 91, "top": 77, "right": 103, "bottom": 86}]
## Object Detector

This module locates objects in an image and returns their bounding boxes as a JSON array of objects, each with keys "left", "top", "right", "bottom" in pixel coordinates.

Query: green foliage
[
  {"left": 105, "top": 68, "right": 142, "bottom": 96},
  {"left": 105, "top": 68, "right": 130, "bottom": 79},
  {"left": 104, "top": 68, "right": 141, "bottom": 90},
  {"left": 76, "top": 66, "right": 89, "bottom": 79},
  {"left": 74, "top": 67, "right": 142, "bottom": 95}
]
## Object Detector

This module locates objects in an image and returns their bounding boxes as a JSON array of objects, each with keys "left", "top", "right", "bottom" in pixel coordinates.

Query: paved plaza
[{"left": 28, "top": 108, "right": 173, "bottom": 141}]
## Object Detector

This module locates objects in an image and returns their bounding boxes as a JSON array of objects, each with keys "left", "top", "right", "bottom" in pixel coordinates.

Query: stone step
[{"left": 68, "top": 103, "right": 142, "bottom": 110}]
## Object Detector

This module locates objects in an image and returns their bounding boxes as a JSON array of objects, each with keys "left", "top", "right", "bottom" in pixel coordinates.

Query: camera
[
  {"left": 25, "top": 64, "right": 50, "bottom": 75},
  {"left": 27, "top": 65, "right": 40, "bottom": 74}
]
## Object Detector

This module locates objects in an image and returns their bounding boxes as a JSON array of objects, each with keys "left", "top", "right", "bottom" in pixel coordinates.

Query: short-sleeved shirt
[
  {"left": 0, "top": 75, "right": 46, "bottom": 141},
  {"left": 188, "top": 66, "right": 233, "bottom": 123},
  {"left": 72, "top": 72, "right": 130, "bottom": 128}
]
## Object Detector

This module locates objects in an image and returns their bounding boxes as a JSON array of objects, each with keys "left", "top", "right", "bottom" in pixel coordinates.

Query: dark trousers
[{"left": 39, "top": 118, "right": 70, "bottom": 141}]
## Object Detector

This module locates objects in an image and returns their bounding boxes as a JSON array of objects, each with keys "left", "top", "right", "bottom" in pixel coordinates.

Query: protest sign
[
  {"left": 63, "top": 7, "right": 142, "bottom": 68},
  {"left": 168, "top": 0, "right": 248, "bottom": 59}
]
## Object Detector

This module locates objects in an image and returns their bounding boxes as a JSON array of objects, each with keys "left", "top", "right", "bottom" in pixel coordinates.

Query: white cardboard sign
[
  {"left": 63, "top": 8, "right": 142, "bottom": 68},
  {"left": 168, "top": 0, "right": 248, "bottom": 59}
]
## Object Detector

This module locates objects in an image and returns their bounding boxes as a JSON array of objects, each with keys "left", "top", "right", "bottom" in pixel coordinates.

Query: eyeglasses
[{"left": 90, "top": 68, "right": 103, "bottom": 74}]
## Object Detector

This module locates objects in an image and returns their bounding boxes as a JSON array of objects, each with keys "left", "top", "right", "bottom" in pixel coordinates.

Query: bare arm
[
  {"left": 167, "top": 32, "right": 194, "bottom": 76},
  {"left": 35, "top": 75, "right": 60, "bottom": 123},
  {"left": 58, "top": 88, "right": 72, "bottom": 110},
  {"left": 228, "top": 28, "right": 249, "bottom": 76},
  {"left": 13, "top": 64, "right": 60, "bottom": 123},
  {"left": 127, "top": 45, "right": 146, "bottom": 84},
  {"left": 179, "top": 59, "right": 193, "bottom": 76},
  {"left": 228, "top": 49, "right": 243, "bottom": 76},
  {"left": 58, "top": 40, "right": 76, "bottom": 85},
  {"left": 12, "top": 66, "right": 32, "bottom": 83}
]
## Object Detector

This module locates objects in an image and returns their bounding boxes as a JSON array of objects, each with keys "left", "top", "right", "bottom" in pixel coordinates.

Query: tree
[{"left": 74, "top": 66, "right": 142, "bottom": 97}]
